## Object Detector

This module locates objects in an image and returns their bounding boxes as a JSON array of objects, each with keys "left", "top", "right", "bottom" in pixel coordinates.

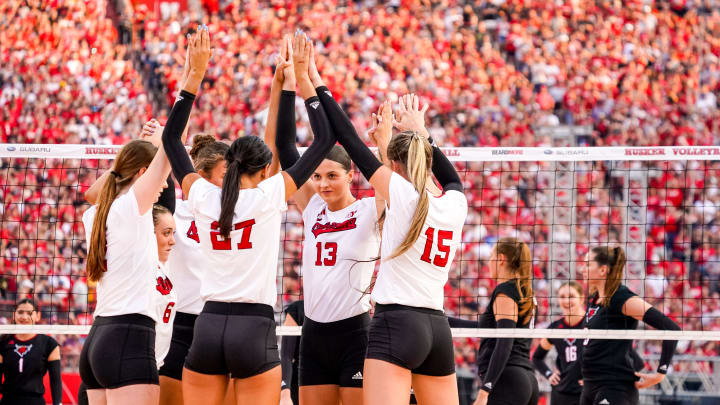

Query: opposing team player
[
  {"left": 0, "top": 299, "right": 62, "bottom": 405},
  {"left": 579, "top": 246, "right": 680, "bottom": 405},
  {"left": 79, "top": 27, "right": 209, "bottom": 405},
  {"left": 474, "top": 238, "right": 538, "bottom": 405},
  {"left": 161, "top": 30, "right": 336, "bottom": 405},
  {"left": 273, "top": 34, "right": 383, "bottom": 405},
  {"left": 532, "top": 281, "right": 645, "bottom": 405}
]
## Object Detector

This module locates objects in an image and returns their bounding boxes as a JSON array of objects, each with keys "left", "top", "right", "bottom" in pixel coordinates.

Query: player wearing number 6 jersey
[
  {"left": 324, "top": 90, "right": 467, "bottom": 404},
  {"left": 273, "top": 37, "right": 383, "bottom": 405},
  {"left": 162, "top": 32, "right": 336, "bottom": 405}
]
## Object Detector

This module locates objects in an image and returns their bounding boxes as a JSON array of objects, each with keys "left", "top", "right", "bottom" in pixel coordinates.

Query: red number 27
[{"left": 420, "top": 227, "right": 453, "bottom": 267}]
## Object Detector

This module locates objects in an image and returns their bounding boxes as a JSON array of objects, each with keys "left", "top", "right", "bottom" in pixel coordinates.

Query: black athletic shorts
[
  {"left": 551, "top": 390, "right": 580, "bottom": 405},
  {"left": 184, "top": 301, "right": 280, "bottom": 379},
  {"left": 299, "top": 312, "right": 370, "bottom": 388},
  {"left": 366, "top": 304, "right": 454, "bottom": 376},
  {"left": 0, "top": 395, "right": 45, "bottom": 405},
  {"left": 158, "top": 312, "right": 198, "bottom": 380},
  {"left": 79, "top": 313, "right": 158, "bottom": 389},
  {"left": 580, "top": 380, "right": 638, "bottom": 405},
  {"left": 486, "top": 366, "right": 538, "bottom": 405}
]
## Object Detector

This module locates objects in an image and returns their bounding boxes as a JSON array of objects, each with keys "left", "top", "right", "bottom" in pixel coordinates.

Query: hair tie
[{"left": 110, "top": 171, "right": 120, "bottom": 178}]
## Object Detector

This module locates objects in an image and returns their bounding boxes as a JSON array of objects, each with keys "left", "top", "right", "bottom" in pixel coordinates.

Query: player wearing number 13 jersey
[{"left": 276, "top": 79, "right": 383, "bottom": 404}]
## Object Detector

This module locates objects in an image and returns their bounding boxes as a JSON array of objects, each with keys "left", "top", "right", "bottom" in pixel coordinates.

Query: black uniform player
[
  {"left": 280, "top": 300, "right": 304, "bottom": 405},
  {"left": 0, "top": 299, "right": 62, "bottom": 405},
  {"left": 533, "top": 282, "right": 646, "bottom": 405},
  {"left": 475, "top": 239, "right": 538, "bottom": 405},
  {"left": 579, "top": 246, "right": 680, "bottom": 405}
]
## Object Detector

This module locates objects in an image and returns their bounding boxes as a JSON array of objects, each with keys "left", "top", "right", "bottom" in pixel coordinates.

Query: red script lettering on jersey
[
  {"left": 156, "top": 276, "right": 174, "bottom": 295},
  {"left": 311, "top": 218, "right": 358, "bottom": 237}
]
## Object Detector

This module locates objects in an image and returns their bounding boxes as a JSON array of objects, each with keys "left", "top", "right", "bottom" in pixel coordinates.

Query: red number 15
[{"left": 420, "top": 227, "right": 453, "bottom": 267}]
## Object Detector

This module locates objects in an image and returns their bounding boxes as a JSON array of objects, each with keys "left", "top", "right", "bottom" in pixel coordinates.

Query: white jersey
[
  {"left": 168, "top": 199, "right": 204, "bottom": 314},
  {"left": 187, "top": 174, "right": 287, "bottom": 305},
  {"left": 81, "top": 187, "right": 159, "bottom": 321},
  {"left": 372, "top": 173, "right": 467, "bottom": 311},
  {"left": 301, "top": 195, "right": 380, "bottom": 323},
  {"left": 154, "top": 261, "right": 176, "bottom": 368}
]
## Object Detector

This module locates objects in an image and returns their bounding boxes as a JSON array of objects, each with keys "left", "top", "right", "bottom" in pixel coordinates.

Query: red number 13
[{"left": 315, "top": 242, "right": 338, "bottom": 266}]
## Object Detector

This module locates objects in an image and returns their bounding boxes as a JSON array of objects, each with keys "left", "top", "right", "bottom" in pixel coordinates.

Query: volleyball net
[{"left": 2, "top": 144, "right": 720, "bottom": 377}]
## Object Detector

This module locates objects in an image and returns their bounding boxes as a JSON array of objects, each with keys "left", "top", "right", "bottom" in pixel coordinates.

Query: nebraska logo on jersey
[
  {"left": 14, "top": 344, "right": 32, "bottom": 357},
  {"left": 312, "top": 217, "right": 358, "bottom": 237},
  {"left": 156, "top": 276, "right": 174, "bottom": 295}
]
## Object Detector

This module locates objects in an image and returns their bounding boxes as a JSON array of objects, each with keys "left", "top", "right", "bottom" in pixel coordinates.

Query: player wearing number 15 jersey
[{"left": 325, "top": 90, "right": 467, "bottom": 404}]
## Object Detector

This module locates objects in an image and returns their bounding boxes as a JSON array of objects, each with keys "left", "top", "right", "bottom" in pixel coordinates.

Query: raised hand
[
  {"left": 374, "top": 100, "right": 393, "bottom": 163},
  {"left": 274, "top": 35, "right": 294, "bottom": 88},
  {"left": 293, "top": 30, "right": 314, "bottom": 98},
  {"left": 182, "top": 24, "right": 212, "bottom": 95},
  {"left": 189, "top": 25, "right": 212, "bottom": 75},
  {"left": 308, "top": 40, "right": 325, "bottom": 88},
  {"left": 293, "top": 30, "right": 311, "bottom": 82},
  {"left": 393, "top": 93, "right": 429, "bottom": 137},
  {"left": 141, "top": 118, "right": 163, "bottom": 147}
]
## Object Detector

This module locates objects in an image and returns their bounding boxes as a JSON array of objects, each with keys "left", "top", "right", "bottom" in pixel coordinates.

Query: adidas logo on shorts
[
  {"left": 352, "top": 372, "right": 363, "bottom": 380},
  {"left": 325, "top": 91, "right": 332, "bottom": 97},
  {"left": 310, "top": 101, "right": 320, "bottom": 109},
  {"left": 659, "top": 364, "right": 668, "bottom": 372},
  {"left": 599, "top": 399, "right": 610, "bottom": 405},
  {"left": 483, "top": 382, "right": 492, "bottom": 390}
]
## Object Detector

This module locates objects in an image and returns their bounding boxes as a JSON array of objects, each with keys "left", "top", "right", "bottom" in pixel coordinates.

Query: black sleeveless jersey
[
  {"left": 582, "top": 284, "right": 639, "bottom": 383},
  {"left": 477, "top": 280, "right": 534, "bottom": 376},
  {"left": 0, "top": 334, "right": 59, "bottom": 398},
  {"left": 547, "top": 318, "right": 584, "bottom": 395}
]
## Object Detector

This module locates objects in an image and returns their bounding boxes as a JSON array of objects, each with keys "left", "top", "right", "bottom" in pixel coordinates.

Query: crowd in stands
[{"left": 1, "top": 0, "right": 720, "bottom": 375}]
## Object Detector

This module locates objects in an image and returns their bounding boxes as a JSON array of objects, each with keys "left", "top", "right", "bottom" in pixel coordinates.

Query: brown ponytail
[
  {"left": 86, "top": 140, "right": 157, "bottom": 282},
  {"left": 496, "top": 237, "right": 535, "bottom": 323},
  {"left": 189, "top": 134, "right": 228, "bottom": 176},
  {"left": 386, "top": 131, "right": 433, "bottom": 259},
  {"left": 590, "top": 246, "right": 626, "bottom": 307}
]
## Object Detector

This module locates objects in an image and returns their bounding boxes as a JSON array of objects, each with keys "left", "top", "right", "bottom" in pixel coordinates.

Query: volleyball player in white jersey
[
  {"left": 79, "top": 27, "right": 210, "bottom": 405},
  {"left": 151, "top": 203, "right": 178, "bottom": 370},
  {"left": 323, "top": 90, "right": 467, "bottom": 405},
  {"left": 162, "top": 32, "right": 337, "bottom": 405},
  {"left": 272, "top": 37, "right": 383, "bottom": 405}
]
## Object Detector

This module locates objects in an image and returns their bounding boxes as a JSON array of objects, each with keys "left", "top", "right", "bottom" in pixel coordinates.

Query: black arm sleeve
[
  {"left": 276, "top": 90, "right": 300, "bottom": 170},
  {"left": 280, "top": 334, "right": 299, "bottom": 390},
  {"left": 480, "top": 318, "right": 516, "bottom": 392},
  {"left": 316, "top": 86, "right": 382, "bottom": 180},
  {"left": 284, "top": 96, "right": 336, "bottom": 187},
  {"left": 642, "top": 307, "right": 680, "bottom": 374},
  {"left": 48, "top": 359, "right": 62, "bottom": 405},
  {"left": 531, "top": 345, "right": 553, "bottom": 378},
  {"left": 447, "top": 316, "right": 479, "bottom": 328},
  {"left": 631, "top": 349, "right": 645, "bottom": 371},
  {"left": 156, "top": 176, "right": 176, "bottom": 214},
  {"left": 431, "top": 143, "right": 463, "bottom": 192},
  {"left": 161, "top": 90, "right": 197, "bottom": 184}
]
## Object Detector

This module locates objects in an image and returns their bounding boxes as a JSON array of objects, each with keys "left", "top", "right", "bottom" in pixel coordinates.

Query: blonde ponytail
[{"left": 386, "top": 131, "right": 433, "bottom": 259}]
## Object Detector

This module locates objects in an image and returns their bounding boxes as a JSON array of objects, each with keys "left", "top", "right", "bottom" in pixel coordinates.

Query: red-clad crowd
[{"left": 1, "top": 0, "right": 719, "bottom": 374}]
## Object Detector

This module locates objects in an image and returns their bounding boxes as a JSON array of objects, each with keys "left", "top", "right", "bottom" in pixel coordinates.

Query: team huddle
[{"left": 62, "top": 27, "right": 682, "bottom": 405}]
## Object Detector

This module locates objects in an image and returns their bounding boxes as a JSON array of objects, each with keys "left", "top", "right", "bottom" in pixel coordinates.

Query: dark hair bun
[{"left": 189, "top": 134, "right": 217, "bottom": 160}]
